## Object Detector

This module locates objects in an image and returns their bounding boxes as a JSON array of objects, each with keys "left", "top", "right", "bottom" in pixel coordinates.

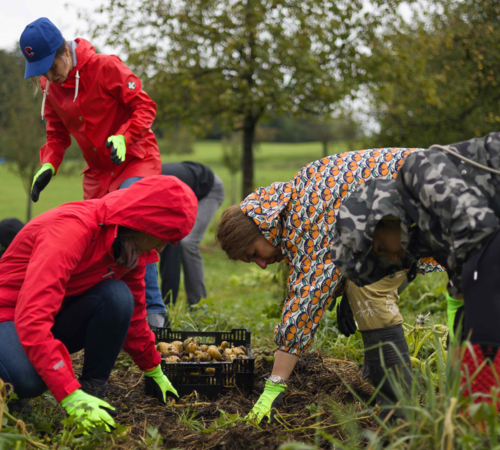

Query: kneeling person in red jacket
[{"left": 0, "top": 176, "right": 197, "bottom": 432}]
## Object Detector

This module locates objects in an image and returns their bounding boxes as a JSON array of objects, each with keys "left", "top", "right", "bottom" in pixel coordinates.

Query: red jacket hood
[
  {"left": 63, "top": 38, "right": 95, "bottom": 86},
  {"left": 97, "top": 175, "right": 198, "bottom": 244},
  {"left": 74, "top": 38, "right": 95, "bottom": 71}
]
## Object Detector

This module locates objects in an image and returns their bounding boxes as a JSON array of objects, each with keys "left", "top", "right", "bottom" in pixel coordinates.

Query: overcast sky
[
  {"left": 2, "top": 0, "right": 414, "bottom": 53},
  {"left": 0, "top": 0, "right": 100, "bottom": 52}
]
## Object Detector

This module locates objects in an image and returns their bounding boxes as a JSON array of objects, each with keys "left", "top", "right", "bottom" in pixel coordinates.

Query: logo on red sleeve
[
  {"left": 25, "top": 46, "right": 34, "bottom": 57},
  {"left": 128, "top": 81, "right": 136, "bottom": 90}
]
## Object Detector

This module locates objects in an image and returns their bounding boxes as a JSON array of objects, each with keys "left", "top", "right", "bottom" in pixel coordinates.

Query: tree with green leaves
[
  {"left": 363, "top": 0, "right": 500, "bottom": 147},
  {"left": 0, "top": 49, "right": 46, "bottom": 222},
  {"left": 89, "top": 0, "right": 405, "bottom": 197},
  {"left": 307, "top": 114, "right": 361, "bottom": 157}
]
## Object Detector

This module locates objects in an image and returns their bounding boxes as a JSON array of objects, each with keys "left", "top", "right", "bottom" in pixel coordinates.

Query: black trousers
[
  {"left": 160, "top": 242, "right": 182, "bottom": 305},
  {"left": 462, "top": 230, "right": 500, "bottom": 344}
]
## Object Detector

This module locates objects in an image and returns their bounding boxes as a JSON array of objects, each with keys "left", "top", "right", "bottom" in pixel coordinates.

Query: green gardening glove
[
  {"left": 60, "top": 389, "right": 116, "bottom": 434},
  {"left": 31, "top": 163, "right": 55, "bottom": 202},
  {"left": 245, "top": 381, "right": 286, "bottom": 424},
  {"left": 106, "top": 135, "right": 126, "bottom": 165},
  {"left": 446, "top": 292, "right": 464, "bottom": 342},
  {"left": 144, "top": 364, "right": 178, "bottom": 404}
]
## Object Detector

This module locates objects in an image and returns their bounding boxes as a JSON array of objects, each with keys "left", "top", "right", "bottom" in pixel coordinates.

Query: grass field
[
  {"left": 0, "top": 140, "right": 334, "bottom": 223},
  {"left": 0, "top": 140, "right": 473, "bottom": 450}
]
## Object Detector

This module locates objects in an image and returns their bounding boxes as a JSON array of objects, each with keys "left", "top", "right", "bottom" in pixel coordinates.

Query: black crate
[{"left": 154, "top": 328, "right": 254, "bottom": 400}]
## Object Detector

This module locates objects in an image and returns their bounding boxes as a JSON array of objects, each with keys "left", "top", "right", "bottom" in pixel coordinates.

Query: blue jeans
[
  {"left": 119, "top": 177, "right": 166, "bottom": 315},
  {"left": 0, "top": 280, "right": 134, "bottom": 399}
]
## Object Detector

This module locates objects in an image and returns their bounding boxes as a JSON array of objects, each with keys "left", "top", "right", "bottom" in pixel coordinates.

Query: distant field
[{"left": 0, "top": 139, "right": 346, "bottom": 230}]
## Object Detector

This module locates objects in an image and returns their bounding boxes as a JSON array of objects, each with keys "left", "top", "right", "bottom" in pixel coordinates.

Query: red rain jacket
[
  {"left": 0, "top": 176, "right": 197, "bottom": 402},
  {"left": 39, "top": 38, "right": 161, "bottom": 200}
]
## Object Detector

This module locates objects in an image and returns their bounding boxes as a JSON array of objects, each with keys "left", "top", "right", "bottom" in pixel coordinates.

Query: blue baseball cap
[{"left": 20, "top": 18, "right": 64, "bottom": 79}]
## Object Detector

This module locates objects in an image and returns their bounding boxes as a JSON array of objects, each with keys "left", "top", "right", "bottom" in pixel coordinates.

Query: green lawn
[{"left": 0, "top": 139, "right": 335, "bottom": 224}]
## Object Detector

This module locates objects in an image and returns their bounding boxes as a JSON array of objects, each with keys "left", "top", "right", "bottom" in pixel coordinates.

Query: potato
[
  {"left": 183, "top": 337, "right": 199, "bottom": 350},
  {"left": 205, "top": 368, "right": 216, "bottom": 375},
  {"left": 199, "top": 352, "right": 211, "bottom": 362},
  {"left": 207, "top": 345, "right": 223, "bottom": 361},
  {"left": 181, "top": 356, "right": 191, "bottom": 362},
  {"left": 233, "top": 346, "right": 247, "bottom": 356},
  {"left": 220, "top": 341, "right": 229, "bottom": 349},
  {"left": 186, "top": 342, "right": 198, "bottom": 353},
  {"left": 221, "top": 350, "right": 231, "bottom": 362},
  {"left": 157, "top": 342, "right": 171, "bottom": 355},
  {"left": 225, "top": 348, "right": 233, "bottom": 355},
  {"left": 171, "top": 341, "right": 184, "bottom": 353},
  {"left": 165, "top": 356, "right": 180, "bottom": 362},
  {"left": 200, "top": 344, "right": 208, "bottom": 352},
  {"left": 194, "top": 350, "right": 202, "bottom": 356}
]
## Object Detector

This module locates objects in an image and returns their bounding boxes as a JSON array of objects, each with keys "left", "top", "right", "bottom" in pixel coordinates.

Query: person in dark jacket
[
  {"left": 0, "top": 218, "right": 24, "bottom": 258},
  {"left": 331, "top": 131, "right": 500, "bottom": 405},
  {"left": 158, "top": 162, "right": 225, "bottom": 307}
]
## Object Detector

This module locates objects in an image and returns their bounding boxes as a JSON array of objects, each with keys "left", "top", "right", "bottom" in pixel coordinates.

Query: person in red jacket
[
  {"left": 20, "top": 17, "right": 168, "bottom": 327},
  {"left": 0, "top": 176, "right": 197, "bottom": 432}
]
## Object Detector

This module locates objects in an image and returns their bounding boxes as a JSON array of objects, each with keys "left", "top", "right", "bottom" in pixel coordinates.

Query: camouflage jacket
[{"left": 331, "top": 131, "right": 500, "bottom": 293}]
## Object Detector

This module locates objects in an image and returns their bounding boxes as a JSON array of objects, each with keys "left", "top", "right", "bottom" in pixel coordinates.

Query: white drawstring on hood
[
  {"left": 41, "top": 80, "right": 49, "bottom": 120},
  {"left": 73, "top": 70, "right": 80, "bottom": 102}
]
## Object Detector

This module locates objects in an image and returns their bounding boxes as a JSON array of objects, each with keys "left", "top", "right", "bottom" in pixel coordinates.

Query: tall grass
[{"left": 278, "top": 328, "right": 500, "bottom": 450}]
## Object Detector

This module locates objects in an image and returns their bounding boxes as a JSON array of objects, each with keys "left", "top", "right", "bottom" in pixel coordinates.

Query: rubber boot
[
  {"left": 361, "top": 324, "right": 413, "bottom": 420},
  {"left": 462, "top": 343, "right": 500, "bottom": 405}
]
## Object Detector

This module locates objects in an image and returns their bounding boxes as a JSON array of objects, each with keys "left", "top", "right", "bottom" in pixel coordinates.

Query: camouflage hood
[
  {"left": 332, "top": 131, "right": 500, "bottom": 293},
  {"left": 330, "top": 178, "right": 415, "bottom": 287}
]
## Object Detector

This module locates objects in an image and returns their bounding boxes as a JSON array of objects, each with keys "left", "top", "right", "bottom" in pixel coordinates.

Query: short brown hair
[{"left": 216, "top": 205, "right": 263, "bottom": 260}]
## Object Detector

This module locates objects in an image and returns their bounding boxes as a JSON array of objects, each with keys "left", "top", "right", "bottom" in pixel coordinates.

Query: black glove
[
  {"left": 31, "top": 163, "right": 54, "bottom": 202},
  {"left": 336, "top": 292, "right": 357, "bottom": 337}
]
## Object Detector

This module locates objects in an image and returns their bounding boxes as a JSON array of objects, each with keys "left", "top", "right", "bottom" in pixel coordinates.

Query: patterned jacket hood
[{"left": 240, "top": 182, "right": 292, "bottom": 248}]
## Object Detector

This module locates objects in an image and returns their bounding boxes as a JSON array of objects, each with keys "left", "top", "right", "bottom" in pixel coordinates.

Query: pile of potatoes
[{"left": 157, "top": 338, "right": 249, "bottom": 365}]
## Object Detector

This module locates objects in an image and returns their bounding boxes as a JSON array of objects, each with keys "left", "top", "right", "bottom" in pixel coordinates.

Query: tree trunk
[
  {"left": 322, "top": 140, "right": 329, "bottom": 158},
  {"left": 241, "top": 114, "right": 257, "bottom": 199},
  {"left": 230, "top": 173, "right": 237, "bottom": 205}
]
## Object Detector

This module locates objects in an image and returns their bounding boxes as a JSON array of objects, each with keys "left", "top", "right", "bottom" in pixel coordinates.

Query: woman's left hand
[
  {"left": 144, "top": 364, "right": 178, "bottom": 404},
  {"left": 106, "top": 135, "right": 127, "bottom": 165}
]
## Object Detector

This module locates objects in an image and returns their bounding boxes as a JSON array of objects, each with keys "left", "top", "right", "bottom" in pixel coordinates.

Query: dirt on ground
[{"left": 70, "top": 349, "right": 377, "bottom": 450}]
